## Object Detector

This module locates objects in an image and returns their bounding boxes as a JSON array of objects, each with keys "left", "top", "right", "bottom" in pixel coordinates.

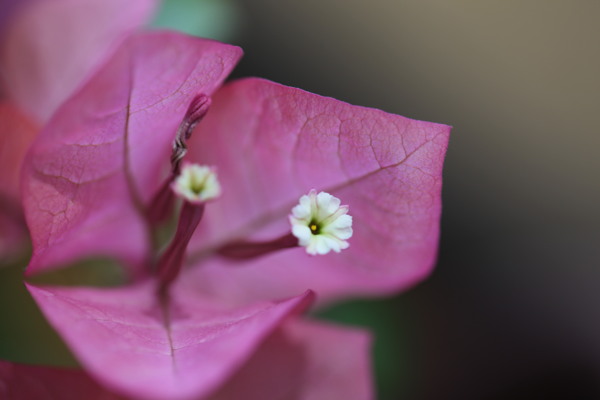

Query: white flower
[
  {"left": 172, "top": 164, "right": 221, "bottom": 204},
  {"left": 289, "top": 190, "right": 353, "bottom": 255}
]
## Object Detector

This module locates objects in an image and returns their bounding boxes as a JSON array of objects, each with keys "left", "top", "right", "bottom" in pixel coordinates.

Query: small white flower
[
  {"left": 172, "top": 163, "right": 221, "bottom": 204},
  {"left": 289, "top": 190, "right": 353, "bottom": 255}
]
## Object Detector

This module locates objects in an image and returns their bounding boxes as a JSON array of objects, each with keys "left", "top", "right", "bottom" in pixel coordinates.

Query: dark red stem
[
  {"left": 146, "top": 176, "right": 176, "bottom": 225},
  {"left": 157, "top": 202, "right": 204, "bottom": 294},
  {"left": 217, "top": 233, "right": 298, "bottom": 260}
]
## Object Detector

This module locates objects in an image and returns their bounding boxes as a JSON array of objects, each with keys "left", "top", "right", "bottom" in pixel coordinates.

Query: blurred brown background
[{"left": 228, "top": 1, "right": 600, "bottom": 398}]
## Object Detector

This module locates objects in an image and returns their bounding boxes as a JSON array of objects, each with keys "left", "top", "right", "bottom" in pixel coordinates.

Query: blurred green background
[{"left": 2, "top": 1, "right": 599, "bottom": 399}]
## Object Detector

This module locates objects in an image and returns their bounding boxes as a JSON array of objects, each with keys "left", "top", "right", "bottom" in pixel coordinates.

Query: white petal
[
  {"left": 291, "top": 203, "right": 311, "bottom": 220},
  {"left": 314, "top": 236, "right": 331, "bottom": 255},
  {"left": 291, "top": 225, "right": 312, "bottom": 245}
]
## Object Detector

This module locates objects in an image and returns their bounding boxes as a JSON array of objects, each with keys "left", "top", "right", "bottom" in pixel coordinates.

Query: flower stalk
[
  {"left": 156, "top": 201, "right": 204, "bottom": 295},
  {"left": 217, "top": 233, "right": 298, "bottom": 260}
]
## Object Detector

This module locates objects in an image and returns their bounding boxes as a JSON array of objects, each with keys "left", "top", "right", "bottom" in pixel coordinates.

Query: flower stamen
[{"left": 310, "top": 223, "right": 319, "bottom": 234}]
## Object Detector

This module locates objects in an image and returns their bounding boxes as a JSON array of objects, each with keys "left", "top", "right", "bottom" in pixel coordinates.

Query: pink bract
[
  {"left": 26, "top": 283, "right": 313, "bottom": 400},
  {"left": 0, "top": 319, "right": 372, "bottom": 400},
  {"left": 185, "top": 77, "right": 450, "bottom": 305},
  {"left": 209, "top": 319, "right": 373, "bottom": 400},
  {"left": 22, "top": 32, "right": 242, "bottom": 277}
]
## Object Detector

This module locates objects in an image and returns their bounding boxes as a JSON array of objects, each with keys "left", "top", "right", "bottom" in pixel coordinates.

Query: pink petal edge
[{"left": 26, "top": 281, "right": 313, "bottom": 400}]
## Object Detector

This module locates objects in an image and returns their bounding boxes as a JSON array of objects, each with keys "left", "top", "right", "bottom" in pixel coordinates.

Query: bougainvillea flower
[
  {"left": 0, "top": 320, "right": 372, "bottom": 400},
  {"left": 0, "top": 0, "right": 156, "bottom": 260},
  {"left": 20, "top": 27, "right": 448, "bottom": 400}
]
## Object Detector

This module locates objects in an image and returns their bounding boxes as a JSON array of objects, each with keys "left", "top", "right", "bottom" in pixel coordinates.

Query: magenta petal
[
  {"left": 0, "top": 360, "right": 124, "bottom": 400},
  {"left": 26, "top": 282, "right": 313, "bottom": 400},
  {"left": 0, "top": 0, "right": 158, "bottom": 123},
  {"left": 210, "top": 319, "right": 374, "bottom": 400},
  {"left": 22, "top": 32, "right": 241, "bottom": 276},
  {"left": 187, "top": 78, "right": 450, "bottom": 304}
]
